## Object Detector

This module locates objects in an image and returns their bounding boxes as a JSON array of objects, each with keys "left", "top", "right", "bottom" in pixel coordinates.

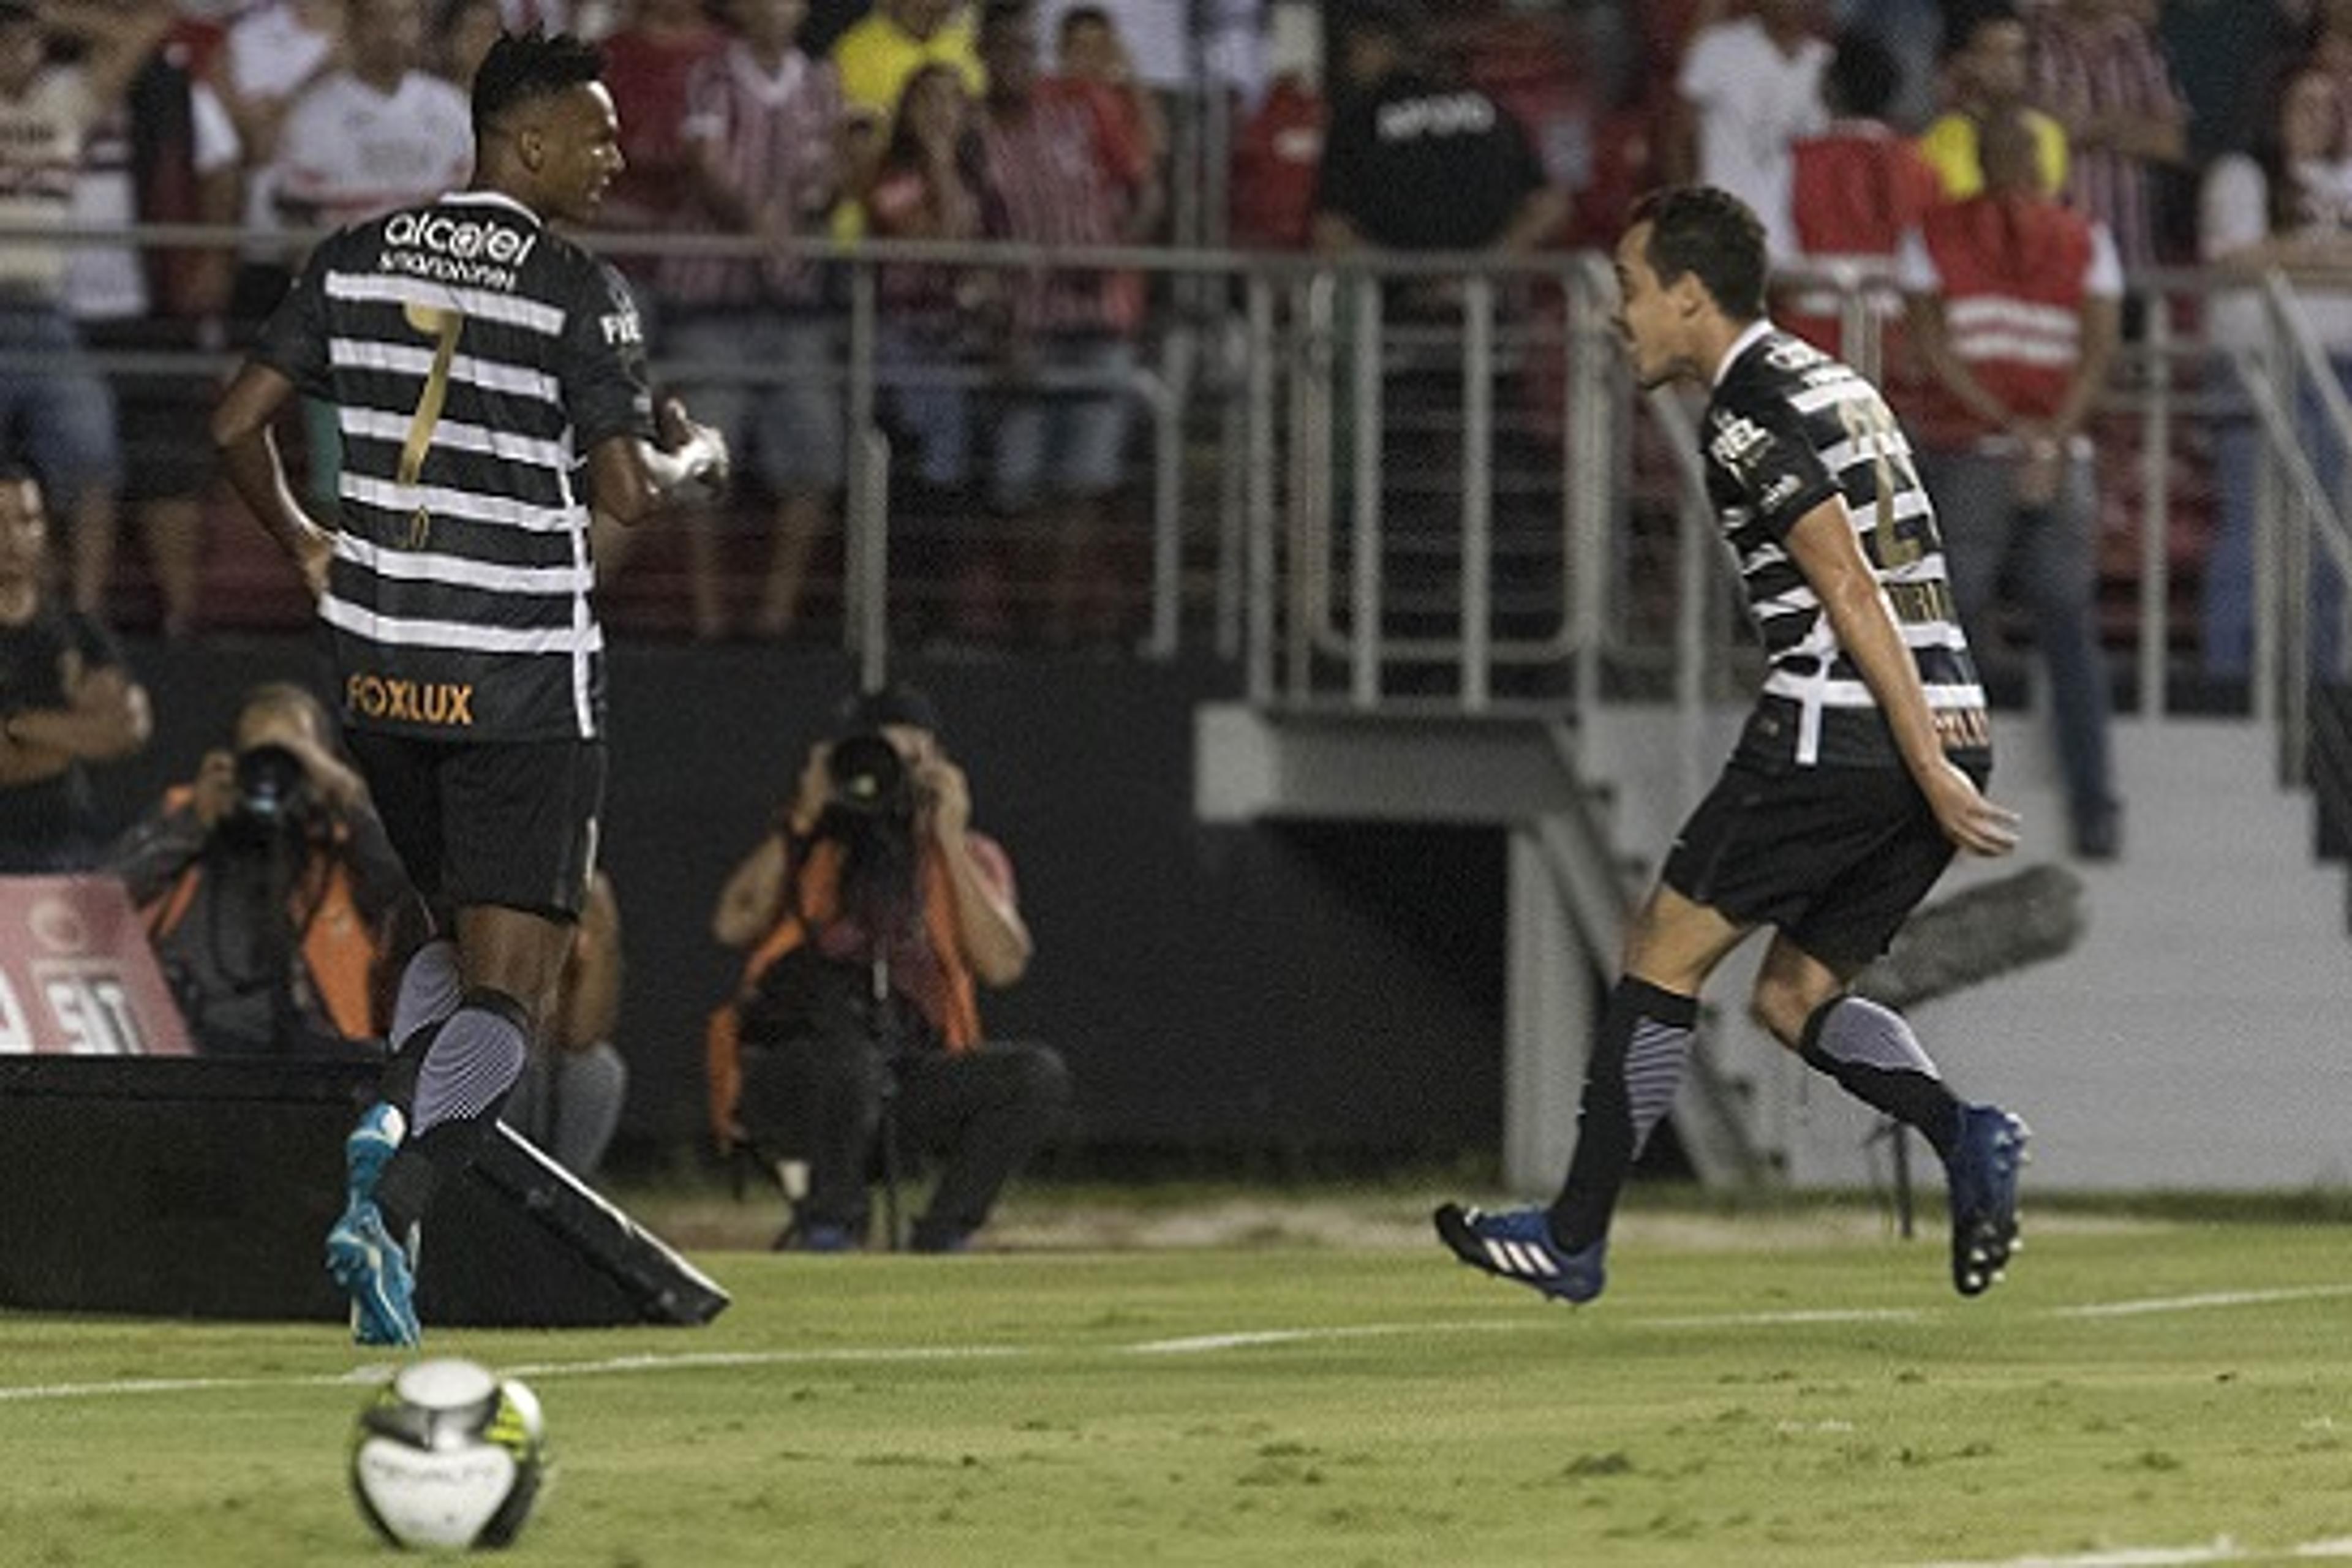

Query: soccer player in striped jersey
[
  {"left": 1436, "top": 186, "right": 2032, "bottom": 1304},
  {"left": 210, "top": 29, "right": 729, "bottom": 1346}
]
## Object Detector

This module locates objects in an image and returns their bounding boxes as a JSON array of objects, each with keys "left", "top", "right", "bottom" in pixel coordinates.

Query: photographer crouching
[
  {"left": 707, "top": 682, "right": 1069, "bottom": 1253},
  {"left": 108, "top": 684, "right": 413, "bottom": 1057}
]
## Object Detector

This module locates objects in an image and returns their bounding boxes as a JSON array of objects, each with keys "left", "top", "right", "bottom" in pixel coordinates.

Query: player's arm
[
  {"left": 568, "top": 261, "right": 729, "bottom": 527},
  {"left": 583, "top": 420, "right": 729, "bottom": 528},
  {"left": 212, "top": 363, "right": 336, "bottom": 596},
  {"left": 1784, "top": 503, "right": 2019, "bottom": 859}
]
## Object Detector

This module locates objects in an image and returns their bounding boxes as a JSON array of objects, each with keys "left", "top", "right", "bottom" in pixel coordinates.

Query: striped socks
[{"left": 1546, "top": 978, "right": 1700, "bottom": 1253}]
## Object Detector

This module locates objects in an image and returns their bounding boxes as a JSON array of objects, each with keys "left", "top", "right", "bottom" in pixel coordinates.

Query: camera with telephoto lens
[
  {"left": 225, "top": 742, "right": 315, "bottom": 843},
  {"left": 824, "top": 732, "right": 916, "bottom": 821}
]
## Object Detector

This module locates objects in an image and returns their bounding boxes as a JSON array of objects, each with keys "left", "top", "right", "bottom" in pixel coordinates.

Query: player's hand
[
  {"left": 657, "top": 394, "right": 730, "bottom": 506},
  {"left": 1923, "top": 760, "right": 2020, "bottom": 858}
]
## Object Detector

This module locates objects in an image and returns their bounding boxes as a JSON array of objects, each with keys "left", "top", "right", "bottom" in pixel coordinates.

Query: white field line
[
  {"left": 1899, "top": 1534, "right": 2352, "bottom": 1566},
  {"left": 0, "top": 1281, "right": 2344, "bottom": 1406},
  {"left": 2051, "top": 1285, "right": 2352, "bottom": 1318},
  {"left": 1648, "top": 1308, "right": 1926, "bottom": 1329}
]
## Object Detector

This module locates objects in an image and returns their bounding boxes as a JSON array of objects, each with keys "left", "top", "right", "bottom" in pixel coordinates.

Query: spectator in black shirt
[
  {"left": 1310, "top": 0, "right": 1563, "bottom": 274},
  {"left": 0, "top": 469, "right": 151, "bottom": 871}
]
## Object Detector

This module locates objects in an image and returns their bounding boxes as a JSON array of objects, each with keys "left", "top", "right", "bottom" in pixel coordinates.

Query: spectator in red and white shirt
[
  {"left": 1052, "top": 4, "right": 1162, "bottom": 176},
  {"left": 1899, "top": 105, "right": 2124, "bottom": 861},
  {"left": 598, "top": 0, "right": 725, "bottom": 299},
  {"left": 1781, "top": 28, "right": 1942, "bottom": 370},
  {"left": 1227, "top": 0, "right": 1322, "bottom": 251},
  {"left": 660, "top": 0, "right": 848, "bottom": 641},
  {"left": 973, "top": 0, "right": 1155, "bottom": 643},
  {"left": 867, "top": 62, "right": 987, "bottom": 493},
  {"left": 2027, "top": 0, "right": 2188, "bottom": 271}
]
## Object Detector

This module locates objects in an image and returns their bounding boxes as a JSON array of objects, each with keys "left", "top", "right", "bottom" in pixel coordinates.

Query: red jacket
[{"left": 1905, "top": 194, "right": 2113, "bottom": 449}]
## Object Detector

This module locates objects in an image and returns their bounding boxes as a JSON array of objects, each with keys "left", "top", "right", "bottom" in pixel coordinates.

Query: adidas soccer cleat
[
  {"left": 1946, "top": 1104, "right": 2030, "bottom": 1297},
  {"left": 328, "top": 1201, "right": 422, "bottom": 1348},
  {"left": 1433, "top": 1203, "right": 1607, "bottom": 1304}
]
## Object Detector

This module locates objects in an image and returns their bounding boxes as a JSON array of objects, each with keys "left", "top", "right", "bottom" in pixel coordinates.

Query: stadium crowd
[{"left": 3, "top": 0, "right": 2343, "bottom": 661}]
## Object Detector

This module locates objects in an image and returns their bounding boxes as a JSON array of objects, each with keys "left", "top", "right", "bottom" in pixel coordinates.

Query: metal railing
[{"left": 2, "top": 221, "right": 2343, "bottom": 741}]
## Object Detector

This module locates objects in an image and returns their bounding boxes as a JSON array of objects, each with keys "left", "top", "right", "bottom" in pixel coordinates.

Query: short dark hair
[
  {"left": 1825, "top": 28, "right": 1901, "bottom": 119},
  {"left": 1058, "top": 3, "right": 1109, "bottom": 40},
  {"left": 1628, "top": 186, "right": 1769, "bottom": 322},
  {"left": 839, "top": 680, "right": 943, "bottom": 741},
  {"left": 1941, "top": 1, "right": 2021, "bottom": 62},
  {"left": 1348, "top": 0, "right": 1423, "bottom": 48},
  {"left": 470, "top": 29, "right": 605, "bottom": 142},
  {"left": 0, "top": 1, "right": 37, "bottom": 30},
  {"left": 978, "top": 0, "right": 1030, "bottom": 36}
]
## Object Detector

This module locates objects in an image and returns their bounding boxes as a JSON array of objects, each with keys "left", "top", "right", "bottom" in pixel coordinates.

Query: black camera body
[
  {"left": 224, "top": 743, "right": 315, "bottom": 845},
  {"left": 825, "top": 732, "right": 918, "bottom": 822}
]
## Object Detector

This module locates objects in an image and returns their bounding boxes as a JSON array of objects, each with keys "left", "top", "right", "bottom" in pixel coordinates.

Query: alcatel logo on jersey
[
  {"left": 382, "top": 212, "right": 539, "bottom": 268},
  {"left": 346, "top": 673, "right": 476, "bottom": 727}
]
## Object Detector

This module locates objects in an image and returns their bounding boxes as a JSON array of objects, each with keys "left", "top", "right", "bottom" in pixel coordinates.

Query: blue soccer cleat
[
  {"left": 1433, "top": 1202, "right": 1607, "bottom": 1304},
  {"left": 326, "top": 1200, "right": 421, "bottom": 1348},
  {"left": 343, "top": 1101, "right": 405, "bottom": 1216},
  {"left": 1946, "top": 1103, "right": 2030, "bottom": 1297}
]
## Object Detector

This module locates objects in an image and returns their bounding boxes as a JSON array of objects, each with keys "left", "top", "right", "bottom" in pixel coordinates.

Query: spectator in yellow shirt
[
  {"left": 1917, "top": 4, "right": 2066, "bottom": 198},
  {"left": 836, "top": 0, "right": 984, "bottom": 127}
]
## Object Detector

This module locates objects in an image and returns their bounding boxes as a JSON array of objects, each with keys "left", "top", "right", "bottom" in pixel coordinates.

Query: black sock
[
  {"left": 372, "top": 1117, "right": 497, "bottom": 1241},
  {"left": 1546, "top": 978, "right": 1700, "bottom": 1253},
  {"left": 1798, "top": 995, "right": 1963, "bottom": 1161}
]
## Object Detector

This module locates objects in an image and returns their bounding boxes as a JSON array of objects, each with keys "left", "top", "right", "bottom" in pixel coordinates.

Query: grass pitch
[{"left": 7, "top": 1203, "right": 2352, "bottom": 1567}]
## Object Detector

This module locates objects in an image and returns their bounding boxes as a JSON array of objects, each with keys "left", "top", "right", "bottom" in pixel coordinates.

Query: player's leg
[
  {"left": 326, "top": 734, "right": 450, "bottom": 1346},
  {"left": 1434, "top": 886, "right": 1744, "bottom": 1302},
  {"left": 1772, "top": 778, "right": 2029, "bottom": 1295},
  {"left": 372, "top": 741, "right": 602, "bottom": 1254},
  {"left": 1436, "top": 764, "right": 1764, "bottom": 1302}
]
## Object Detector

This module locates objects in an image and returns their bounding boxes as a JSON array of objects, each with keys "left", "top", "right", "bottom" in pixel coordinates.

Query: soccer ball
[{"left": 349, "top": 1358, "right": 548, "bottom": 1551}]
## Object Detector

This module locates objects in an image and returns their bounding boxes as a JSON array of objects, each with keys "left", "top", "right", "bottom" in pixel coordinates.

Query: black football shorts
[
  {"left": 347, "top": 733, "right": 606, "bottom": 921},
  {"left": 1659, "top": 756, "right": 1988, "bottom": 969}
]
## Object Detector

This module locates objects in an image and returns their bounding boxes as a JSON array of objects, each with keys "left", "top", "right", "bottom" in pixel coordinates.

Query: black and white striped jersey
[
  {"left": 1699, "top": 320, "right": 1989, "bottom": 771},
  {"left": 255, "top": 189, "right": 655, "bottom": 743}
]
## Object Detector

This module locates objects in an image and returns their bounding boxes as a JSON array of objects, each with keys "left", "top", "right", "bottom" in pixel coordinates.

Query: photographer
[
  {"left": 707, "top": 682, "right": 1068, "bottom": 1253},
  {"left": 108, "top": 683, "right": 414, "bottom": 1057}
]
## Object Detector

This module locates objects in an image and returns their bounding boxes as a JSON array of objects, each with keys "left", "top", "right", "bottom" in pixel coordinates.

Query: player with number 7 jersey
[{"left": 209, "top": 31, "right": 729, "bottom": 1349}]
